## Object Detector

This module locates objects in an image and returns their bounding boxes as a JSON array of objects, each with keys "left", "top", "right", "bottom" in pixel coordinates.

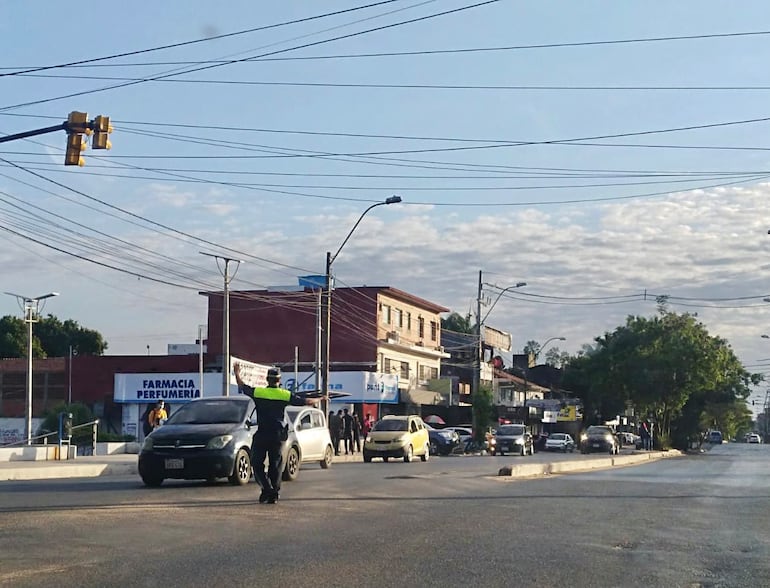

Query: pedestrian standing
[
  {"left": 329, "top": 411, "right": 341, "bottom": 455},
  {"left": 352, "top": 413, "right": 362, "bottom": 453},
  {"left": 342, "top": 408, "right": 354, "bottom": 455},
  {"left": 234, "top": 362, "right": 317, "bottom": 504}
]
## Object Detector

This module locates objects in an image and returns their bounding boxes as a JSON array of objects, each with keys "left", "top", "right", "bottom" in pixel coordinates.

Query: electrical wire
[
  {"left": 5, "top": 29, "right": 769, "bottom": 69},
  {"left": 0, "top": 0, "right": 501, "bottom": 111},
  {"left": 19, "top": 73, "right": 770, "bottom": 93},
  {"left": 0, "top": 0, "right": 405, "bottom": 78}
]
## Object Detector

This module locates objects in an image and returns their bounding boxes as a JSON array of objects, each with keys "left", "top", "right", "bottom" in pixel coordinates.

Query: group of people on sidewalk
[{"left": 328, "top": 409, "right": 374, "bottom": 455}]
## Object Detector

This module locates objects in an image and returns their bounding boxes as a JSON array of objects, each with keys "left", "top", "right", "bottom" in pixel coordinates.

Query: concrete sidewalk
[{"left": 0, "top": 451, "right": 366, "bottom": 482}]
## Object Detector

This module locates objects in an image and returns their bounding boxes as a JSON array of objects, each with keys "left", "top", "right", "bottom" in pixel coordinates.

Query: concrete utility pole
[{"left": 201, "top": 253, "right": 243, "bottom": 396}]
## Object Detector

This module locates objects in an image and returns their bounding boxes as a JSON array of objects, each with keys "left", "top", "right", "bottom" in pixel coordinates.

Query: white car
[
  {"left": 544, "top": 433, "right": 575, "bottom": 452},
  {"left": 282, "top": 406, "right": 335, "bottom": 481},
  {"left": 747, "top": 433, "right": 762, "bottom": 444}
]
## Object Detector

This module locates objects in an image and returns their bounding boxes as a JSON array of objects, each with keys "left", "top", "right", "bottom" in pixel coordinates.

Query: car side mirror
[{"left": 246, "top": 419, "right": 255, "bottom": 428}]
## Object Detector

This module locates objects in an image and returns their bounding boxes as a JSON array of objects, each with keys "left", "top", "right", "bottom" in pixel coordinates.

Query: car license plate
[
  {"left": 165, "top": 458, "right": 184, "bottom": 469},
  {"left": 592, "top": 443, "right": 600, "bottom": 448}
]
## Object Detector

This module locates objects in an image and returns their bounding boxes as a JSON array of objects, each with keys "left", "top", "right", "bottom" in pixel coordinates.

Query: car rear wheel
[
  {"left": 228, "top": 448, "right": 252, "bottom": 486},
  {"left": 520, "top": 444, "right": 526, "bottom": 456},
  {"left": 429, "top": 440, "right": 438, "bottom": 455},
  {"left": 282, "top": 445, "right": 300, "bottom": 481},
  {"left": 403, "top": 445, "right": 413, "bottom": 463},
  {"left": 320, "top": 445, "right": 333, "bottom": 469},
  {"left": 420, "top": 443, "right": 430, "bottom": 461},
  {"left": 363, "top": 451, "right": 372, "bottom": 463}
]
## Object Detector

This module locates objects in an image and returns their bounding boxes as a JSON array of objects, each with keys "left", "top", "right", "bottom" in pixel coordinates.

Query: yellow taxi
[{"left": 363, "top": 415, "right": 430, "bottom": 463}]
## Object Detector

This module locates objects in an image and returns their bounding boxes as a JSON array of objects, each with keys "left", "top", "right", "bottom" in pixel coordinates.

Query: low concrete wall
[
  {"left": 0, "top": 442, "right": 138, "bottom": 462},
  {"left": 0, "top": 445, "right": 75, "bottom": 462}
]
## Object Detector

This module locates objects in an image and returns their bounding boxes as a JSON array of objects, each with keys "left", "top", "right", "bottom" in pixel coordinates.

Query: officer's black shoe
[
  {"left": 267, "top": 492, "right": 279, "bottom": 504},
  {"left": 258, "top": 490, "right": 270, "bottom": 504}
]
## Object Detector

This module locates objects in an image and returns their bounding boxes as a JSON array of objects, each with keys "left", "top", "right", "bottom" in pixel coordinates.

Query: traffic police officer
[{"left": 234, "top": 362, "right": 316, "bottom": 504}]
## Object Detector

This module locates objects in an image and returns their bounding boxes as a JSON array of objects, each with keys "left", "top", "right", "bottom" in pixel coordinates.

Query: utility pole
[
  {"left": 472, "top": 270, "right": 483, "bottom": 440},
  {"left": 201, "top": 253, "right": 243, "bottom": 396}
]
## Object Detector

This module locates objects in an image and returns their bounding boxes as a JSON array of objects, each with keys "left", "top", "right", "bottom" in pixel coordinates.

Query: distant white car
[
  {"left": 544, "top": 433, "right": 575, "bottom": 452},
  {"left": 747, "top": 433, "right": 762, "bottom": 444}
]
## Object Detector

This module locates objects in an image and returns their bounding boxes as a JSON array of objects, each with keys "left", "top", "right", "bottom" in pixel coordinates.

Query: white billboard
[{"left": 283, "top": 371, "right": 399, "bottom": 404}]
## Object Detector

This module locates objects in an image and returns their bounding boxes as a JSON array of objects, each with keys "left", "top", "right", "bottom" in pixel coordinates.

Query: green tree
[
  {"left": 441, "top": 312, "right": 473, "bottom": 334},
  {"left": 472, "top": 385, "right": 495, "bottom": 443},
  {"left": 523, "top": 340, "right": 541, "bottom": 356},
  {"left": 563, "top": 311, "right": 760, "bottom": 449},
  {"left": 544, "top": 347, "right": 570, "bottom": 368},
  {"left": 0, "top": 314, "right": 107, "bottom": 358},
  {"left": 0, "top": 315, "right": 46, "bottom": 357}
]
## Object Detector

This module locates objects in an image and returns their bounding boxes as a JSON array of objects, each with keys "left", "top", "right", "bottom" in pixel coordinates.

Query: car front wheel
[
  {"left": 141, "top": 473, "right": 164, "bottom": 487},
  {"left": 420, "top": 443, "right": 430, "bottom": 461},
  {"left": 228, "top": 448, "right": 252, "bottom": 486},
  {"left": 403, "top": 445, "right": 413, "bottom": 463}
]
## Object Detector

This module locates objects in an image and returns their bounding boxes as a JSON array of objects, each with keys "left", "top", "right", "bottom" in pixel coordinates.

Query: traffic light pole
[{"left": 0, "top": 123, "right": 67, "bottom": 144}]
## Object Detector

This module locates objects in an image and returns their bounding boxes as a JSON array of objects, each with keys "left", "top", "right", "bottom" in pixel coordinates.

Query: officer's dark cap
[{"left": 267, "top": 368, "right": 280, "bottom": 379}]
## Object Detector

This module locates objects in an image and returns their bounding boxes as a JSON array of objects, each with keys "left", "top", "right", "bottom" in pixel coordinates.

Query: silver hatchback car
[{"left": 282, "top": 406, "right": 335, "bottom": 481}]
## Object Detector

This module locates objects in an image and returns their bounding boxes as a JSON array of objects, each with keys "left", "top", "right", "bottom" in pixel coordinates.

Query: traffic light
[
  {"left": 64, "top": 133, "right": 86, "bottom": 166},
  {"left": 64, "top": 111, "right": 88, "bottom": 166},
  {"left": 91, "top": 115, "right": 112, "bottom": 150}
]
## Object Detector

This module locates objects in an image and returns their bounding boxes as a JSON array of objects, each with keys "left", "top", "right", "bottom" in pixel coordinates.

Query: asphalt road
[{"left": 1, "top": 444, "right": 768, "bottom": 588}]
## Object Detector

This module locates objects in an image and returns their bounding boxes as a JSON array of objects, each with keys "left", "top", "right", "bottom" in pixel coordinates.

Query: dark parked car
[
  {"left": 580, "top": 425, "right": 620, "bottom": 455},
  {"left": 491, "top": 424, "right": 534, "bottom": 456},
  {"left": 424, "top": 423, "right": 460, "bottom": 455},
  {"left": 139, "top": 396, "right": 255, "bottom": 487},
  {"left": 138, "top": 397, "right": 334, "bottom": 487}
]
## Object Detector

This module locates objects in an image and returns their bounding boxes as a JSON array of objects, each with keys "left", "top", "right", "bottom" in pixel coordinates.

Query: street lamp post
[
  {"left": 472, "top": 273, "right": 526, "bottom": 440},
  {"left": 473, "top": 273, "right": 527, "bottom": 402},
  {"left": 4, "top": 291, "right": 59, "bottom": 445},
  {"left": 321, "top": 195, "right": 401, "bottom": 412}
]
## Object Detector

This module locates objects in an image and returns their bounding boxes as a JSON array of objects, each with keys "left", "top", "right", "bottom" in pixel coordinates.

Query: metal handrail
[{"left": 0, "top": 419, "right": 99, "bottom": 448}]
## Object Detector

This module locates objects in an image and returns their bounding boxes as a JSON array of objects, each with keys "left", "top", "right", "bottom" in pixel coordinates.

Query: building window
[
  {"left": 394, "top": 308, "right": 403, "bottom": 329},
  {"left": 383, "top": 358, "right": 392, "bottom": 373},
  {"left": 381, "top": 305, "right": 391, "bottom": 325},
  {"left": 418, "top": 317, "right": 424, "bottom": 338},
  {"left": 406, "top": 312, "right": 412, "bottom": 331},
  {"left": 420, "top": 365, "right": 438, "bottom": 380},
  {"left": 400, "top": 361, "right": 409, "bottom": 379},
  {"left": 430, "top": 321, "right": 437, "bottom": 341}
]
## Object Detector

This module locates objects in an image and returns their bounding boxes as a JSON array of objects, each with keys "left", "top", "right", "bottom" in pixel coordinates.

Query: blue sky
[{"left": 3, "top": 1, "right": 770, "bottom": 410}]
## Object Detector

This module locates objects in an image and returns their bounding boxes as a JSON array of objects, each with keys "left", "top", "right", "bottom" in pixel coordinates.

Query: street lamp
[
  {"left": 473, "top": 274, "right": 527, "bottom": 402},
  {"left": 4, "top": 291, "right": 59, "bottom": 445},
  {"left": 534, "top": 336, "right": 567, "bottom": 363},
  {"left": 321, "top": 196, "right": 402, "bottom": 412}
]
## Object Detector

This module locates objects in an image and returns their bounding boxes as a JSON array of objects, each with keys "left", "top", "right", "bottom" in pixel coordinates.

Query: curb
[{"left": 497, "top": 450, "right": 679, "bottom": 477}]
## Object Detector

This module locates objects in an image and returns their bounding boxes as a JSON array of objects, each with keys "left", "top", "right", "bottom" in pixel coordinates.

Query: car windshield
[
  {"left": 587, "top": 426, "right": 611, "bottom": 435},
  {"left": 550, "top": 433, "right": 566, "bottom": 440},
  {"left": 497, "top": 425, "right": 525, "bottom": 436},
  {"left": 285, "top": 407, "right": 301, "bottom": 423},
  {"left": 373, "top": 419, "right": 408, "bottom": 432},
  {"left": 165, "top": 400, "right": 247, "bottom": 425}
]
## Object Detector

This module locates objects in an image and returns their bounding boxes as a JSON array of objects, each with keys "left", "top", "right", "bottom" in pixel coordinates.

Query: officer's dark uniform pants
[{"left": 251, "top": 435, "right": 285, "bottom": 495}]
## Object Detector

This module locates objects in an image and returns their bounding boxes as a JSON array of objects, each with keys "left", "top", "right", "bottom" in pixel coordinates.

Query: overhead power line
[
  {"left": 0, "top": 0, "right": 501, "bottom": 111},
  {"left": 18, "top": 73, "right": 770, "bottom": 93},
  {"left": 0, "top": 0, "right": 404, "bottom": 78},
  {"left": 4, "top": 29, "right": 769, "bottom": 70}
]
